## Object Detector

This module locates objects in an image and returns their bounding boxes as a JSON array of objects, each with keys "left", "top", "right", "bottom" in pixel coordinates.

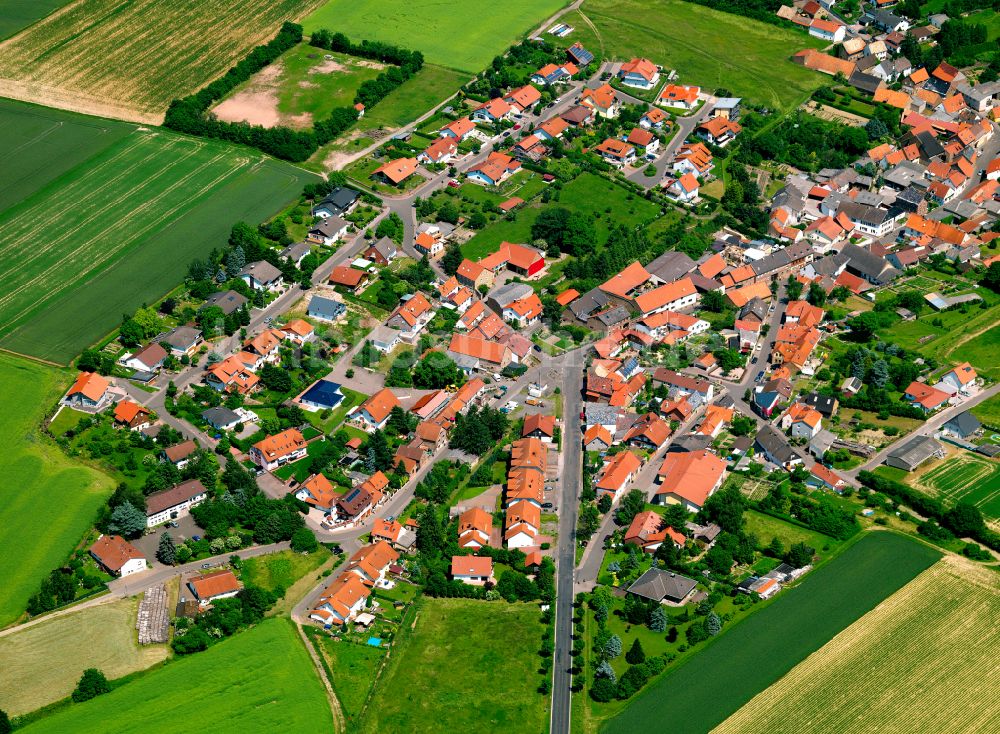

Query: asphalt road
[{"left": 550, "top": 351, "right": 584, "bottom": 734}]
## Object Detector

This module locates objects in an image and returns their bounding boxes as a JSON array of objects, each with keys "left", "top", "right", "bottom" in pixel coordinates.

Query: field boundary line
[
  {"left": 0, "top": 347, "right": 64, "bottom": 368},
  {"left": 296, "top": 622, "right": 346, "bottom": 733}
]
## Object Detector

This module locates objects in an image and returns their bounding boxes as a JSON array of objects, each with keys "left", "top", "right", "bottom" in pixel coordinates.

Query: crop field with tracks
[
  {"left": 712, "top": 555, "right": 1000, "bottom": 734},
  {"left": 0, "top": 0, "right": 323, "bottom": 122},
  {"left": 915, "top": 451, "right": 1000, "bottom": 521},
  {"left": 0, "top": 99, "right": 317, "bottom": 363}
]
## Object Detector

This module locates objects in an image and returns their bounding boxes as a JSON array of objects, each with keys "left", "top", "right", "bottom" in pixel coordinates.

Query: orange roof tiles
[
  {"left": 67, "top": 371, "right": 109, "bottom": 402},
  {"left": 373, "top": 157, "right": 418, "bottom": 184},
  {"left": 600, "top": 261, "right": 651, "bottom": 297},
  {"left": 361, "top": 388, "right": 401, "bottom": 424},
  {"left": 656, "top": 450, "right": 726, "bottom": 507}
]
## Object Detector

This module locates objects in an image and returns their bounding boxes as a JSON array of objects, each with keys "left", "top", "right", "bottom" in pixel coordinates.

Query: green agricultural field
[
  {"left": 713, "top": 556, "right": 1000, "bottom": 734},
  {"left": 600, "top": 533, "right": 940, "bottom": 734},
  {"left": 0, "top": 355, "right": 114, "bottom": 628},
  {"left": 973, "top": 393, "right": 1000, "bottom": 429},
  {"left": 559, "top": 0, "right": 826, "bottom": 110},
  {"left": 0, "top": 597, "right": 168, "bottom": 716},
  {"left": 359, "top": 65, "right": 468, "bottom": 131},
  {"left": 20, "top": 618, "right": 330, "bottom": 733},
  {"left": 0, "top": 99, "right": 317, "bottom": 363},
  {"left": 461, "top": 172, "right": 661, "bottom": 260},
  {"left": 0, "top": 0, "right": 71, "bottom": 41},
  {"left": 303, "top": 0, "right": 566, "bottom": 73},
  {"left": 0, "top": 0, "right": 324, "bottom": 121},
  {"left": 213, "top": 45, "right": 385, "bottom": 129},
  {"left": 358, "top": 598, "right": 548, "bottom": 734},
  {"left": 915, "top": 451, "right": 1000, "bottom": 520}
]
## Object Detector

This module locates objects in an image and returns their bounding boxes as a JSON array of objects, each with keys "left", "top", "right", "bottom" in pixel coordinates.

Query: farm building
[{"left": 885, "top": 435, "right": 946, "bottom": 471}]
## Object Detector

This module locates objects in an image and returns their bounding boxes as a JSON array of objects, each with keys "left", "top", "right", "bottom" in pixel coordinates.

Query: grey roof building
[
  {"left": 885, "top": 435, "right": 945, "bottom": 471},
  {"left": 628, "top": 568, "right": 698, "bottom": 603},
  {"left": 755, "top": 425, "right": 800, "bottom": 467},
  {"left": 202, "top": 289, "right": 248, "bottom": 315},
  {"left": 488, "top": 282, "right": 534, "bottom": 311},
  {"left": 647, "top": 251, "right": 695, "bottom": 284},
  {"left": 307, "top": 295, "right": 346, "bottom": 322},
  {"left": 202, "top": 406, "right": 242, "bottom": 430},
  {"left": 942, "top": 411, "right": 981, "bottom": 439}
]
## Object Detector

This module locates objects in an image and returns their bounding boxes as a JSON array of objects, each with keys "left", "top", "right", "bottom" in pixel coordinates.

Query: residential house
[
  {"left": 387, "top": 292, "right": 435, "bottom": 343},
  {"left": 652, "top": 368, "right": 713, "bottom": 408},
  {"left": 640, "top": 107, "right": 668, "bottom": 129},
  {"left": 665, "top": 173, "right": 700, "bottom": 204},
  {"left": 579, "top": 83, "right": 620, "bottom": 118},
  {"left": 89, "top": 535, "right": 146, "bottom": 577},
  {"left": 595, "top": 138, "right": 636, "bottom": 167},
  {"left": 450, "top": 555, "right": 494, "bottom": 585},
  {"left": 904, "top": 381, "right": 950, "bottom": 412},
  {"left": 161, "top": 326, "right": 202, "bottom": 357},
  {"left": 503, "top": 292, "right": 543, "bottom": 327},
  {"left": 201, "top": 406, "right": 241, "bottom": 431},
  {"left": 940, "top": 362, "right": 977, "bottom": 395},
  {"left": 328, "top": 265, "right": 370, "bottom": 294},
  {"left": 754, "top": 425, "right": 802, "bottom": 468},
  {"left": 439, "top": 117, "right": 476, "bottom": 141},
  {"left": 697, "top": 117, "right": 741, "bottom": 147},
  {"left": 239, "top": 261, "right": 283, "bottom": 292},
  {"left": 466, "top": 151, "right": 521, "bottom": 186},
  {"left": 479, "top": 241, "right": 546, "bottom": 277},
  {"left": 297, "top": 379, "right": 345, "bottom": 412},
  {"left": 372, "top": 519, "right": 415, "bottom": 551},
  {"left": 205, "top": 355, "right": 259, "bottom": 395},
  {"left": 344, "top": 541, "right": 399, "bottom": 585},
  {"left": 504, "top": 85, "right": 542, "bottom": 113},
  {"left": 311, "top": 187, "right": 360, "bottom": 219},
  {"left": 372, "top": 157, "right": 418, "bottom": 186},
  {"left": 418, "top": 136, "right": 459, "bottom": 165},
  {"left": 162, "top": 440, "right": 197, "bottom": 468},
  {"left": 63, "top": 371, "right": 111, "bottom": 409},
  {"left": 335, "top": 473, "right": 388, "bottom": 522},
  {"left": 123, "top": 343, "right": 167, "bottom": 374},
  {"left": 188, "top": 570, "right": 242, "bottom": 606},
  {"left": 504, "top": 499, "right": 541, "bottom": 548},
  {"left": 281, "top": 319, "right": 315, "bottom": 345},
  {"left": 145, "top": 479, "right": 207, "bottom": 527},
  {"left": 295, "top": 473, "right": 342, "bottom": 514},
  {"left": 659, "top": 84, "right": 700, "bottom": 109},
  {"left": 448, "top": 333, "right": 512, "bottom": 372},
  {"left": 203, "top": 289, "right": 248, "bottom": 315},
  {"left": 523, "top": 414, "right": 557, "bottom": 443},
  {"left": 113, "top": 400, "right": 152, "bottom": 431},
  {"left": 472, "top": 97, "right": 513, "bottom": 123},
  {"left": 627, "top": 568, "right": 698, "bottom": 604},
  {"left": 310, "top": 573, "right": 371, "bottom": 626},
  {"left": 357, "top": 388, "right": 401, "bottom": 432},
  {"left": 618, "top": 58, "right": 659, "bottom": 89},
  {"left": 363, "top": 237, "right": 397, "bottom": 266},
  {"left": 623, "top": 413, "right": 672, "bottom": 451},
  {"left": 942, "top": 410, "right": 982, "bottom": 439},
  {"left": 595, "top": 450, "right": 642, "bottom": 502},
  {"left": 781, "top": 402, "right": 824, "bottom": 439},
  {"left": 250, "top": 428, "right": 307, "bottom": 471},
  {"left": 655, "top": 450, "right": 726, "bottom": 511},
  {"left": 810, "top": 17, "right": 846, "bottom": 42},
  {"left": 458, "top": 507, "right": 493, "bottom": 549},
  {"left": 625, "top": 511, "right": 685, "bottom": 553},
  {"left": 456, "top": 259, "right": 494, "bottom": 291}
]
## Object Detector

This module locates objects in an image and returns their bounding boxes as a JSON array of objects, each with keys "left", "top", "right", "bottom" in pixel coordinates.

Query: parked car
[
  {"left": 542, "top": 502, "right": 554, "bottom": 509},
  {"left": 201, "top": 563, "right": 211, "bottom": 569},
  {"left": 447, "top": 180, "right": 460, "bottom": 189}
]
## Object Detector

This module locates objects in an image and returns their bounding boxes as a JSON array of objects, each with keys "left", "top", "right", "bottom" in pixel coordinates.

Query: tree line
[{"left": 164, "top": 23, "right": 423, "bottom": 162}]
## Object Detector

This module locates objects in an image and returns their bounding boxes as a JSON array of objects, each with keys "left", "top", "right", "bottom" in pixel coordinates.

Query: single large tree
[
  {"left": 72, "top": 668, "right": 111, "bottom": 702},
  {"left": 108, "top": 501, "right": 146, "bottom": 539},
  {"left": 156, "top": 532, "right": 176, "bottom": 565}
]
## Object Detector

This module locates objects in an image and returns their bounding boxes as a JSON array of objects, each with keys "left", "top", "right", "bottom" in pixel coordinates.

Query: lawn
[
  {"left": 713, "top": 555, "right": 1000, "bottom": 734},
  {"left": 0, "top": 597, "right": 168, "bottom": 717},
  {"left": 358, "top": 65, "right": 468, "bottom": 130},
  {"left": 600, "top": 532, "right": 940, "bottom": 734},
  {"left": 212, "top": 45, "right": 385, "bottom": 129},
  {"left": 914, "top": 451, "right": 1000, "bottom": 521},
  {"left": 559, "top": 0, "right": 826, "bottom": 111},
  {"left": 0, "top": 99, "right": 317, "bottom": 364},
  {"left": 742, "top": 510, "right": 842, "bottom": 557},
  {"left": 951, "top": 322, "right": 1000, "bottom": 380},
  {"left": 239, "top": 549, "right": 329, "bottom": 595},
  {"left": 358, "top": 598, "right": 548, "bottom": 733},
  {"left": 0, "top": 355, "right": 114, "bottom": 628},
  {"left": 461, "top": 172, "right": 661, "bottom": 260},
  {"left": 302, "top": 0, "right": 566, "bottom": 73},
  {"left": 0, "top": 0, "right": 324, "bottom": 121},
  {"left": 0, "top": 0, "right": 72, "bottom": 41},
  {"left": 19, "top": 618, "right": 330, "bottom": 733},
  {"left": 309, "top": 631, "right": 386, "bottom": 721}
]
